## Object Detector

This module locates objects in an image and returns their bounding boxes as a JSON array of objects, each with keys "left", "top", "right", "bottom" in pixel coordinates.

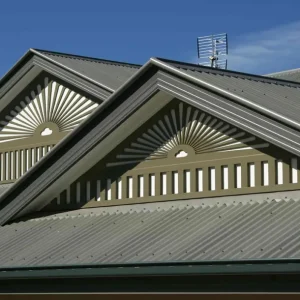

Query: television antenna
[{"left": 197, "top": 33, "right": 228, "bottom": 69}]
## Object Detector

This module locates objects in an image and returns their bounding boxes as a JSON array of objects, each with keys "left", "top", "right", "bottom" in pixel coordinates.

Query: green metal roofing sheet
[
  {"left": 266, "top": 68, "right": 300, "bottom": 83},
  {"left": 34, "top": 49, "right": 141, "bottom": 91},
  {"left": 1, "top": 196, "right": 300, "bottom": 268}
]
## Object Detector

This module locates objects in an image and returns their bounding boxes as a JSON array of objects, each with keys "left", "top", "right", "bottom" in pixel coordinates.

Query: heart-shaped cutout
[
  {"left": 175, "top": 150, "right": 188, "bottom": 158},
  {"left": 41, "top": 127, "right": 53, "bottom": 136}
]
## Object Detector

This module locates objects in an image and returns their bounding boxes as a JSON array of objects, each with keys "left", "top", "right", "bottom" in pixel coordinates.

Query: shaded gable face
[
  {"left": 44, "top": 96, "right": 299, "bottom": 211},
  {"left": 0, "top": 73, "right": 99, "bottom": 183}
]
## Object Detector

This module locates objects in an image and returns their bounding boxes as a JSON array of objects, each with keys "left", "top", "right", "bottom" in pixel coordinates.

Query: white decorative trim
[
  {"left": 236, "top": 165, "right": 242, "bottom": 188},
  {"left": 0, "top": 77, "right": 98, "bottom": 143},
  {"left": 111, "top": 102, "right": 269, "bottom": 166},
  {"left": 263, "top": 162, "right": 269, "bottom": 186},
  {"left": 139, "top": 175, "right": 144, "bottom": 197},
  {"left": 292, "top": 158, "right": 298, "bottom": 184},
  {"left": 173, "top": 171, "right": 179, "bottom": 194},
  {"left": 106, "top": 179, "right": 111, "bottom": 200},
  {"left": 249, "top": 163, "right": 255, "bottom": 187},
  {"left": 128, "top": 177, "right": 133, "bottom": 198},
  {"left": 197, "top": 169, "right": 203, "bottom": 192},
  {"left": 222, "top": 166, "right": 229, "bottom": 190},
  {"left": 210, "top": 167, "right": 215, "bottom": 191},
  {"left": 277, "top": 160, "right": 283, "bottom": 185},
  {"left": 150, "top": 174, "right": 155, "bottom": 196},
  {"left": 117, "top": 178, "right": 122, "bottom": 199},
  {"left": 185, "top": 170, "right": 191, "bottom": 193},
  {"left": 162, "top": 173, "right": 167, "bottom": 195}
]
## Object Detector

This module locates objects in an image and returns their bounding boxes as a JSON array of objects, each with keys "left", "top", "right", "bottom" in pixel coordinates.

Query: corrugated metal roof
[
  {"left": 34, "top": 49, "right": 141, "bottom": 91},
  {"left": 266, "top": 68, "right": 300, "bottom": 83},
  {"left": 1, "top": 196, "right": 300, "bottom": 268},
  {"left": 157, "top": 58, "right": 300, "bottom": 127}
]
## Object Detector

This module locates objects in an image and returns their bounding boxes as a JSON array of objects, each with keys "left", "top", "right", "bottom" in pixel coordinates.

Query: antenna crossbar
[{"left": 197, "top": 33, "right": 228, "bottom": 69}]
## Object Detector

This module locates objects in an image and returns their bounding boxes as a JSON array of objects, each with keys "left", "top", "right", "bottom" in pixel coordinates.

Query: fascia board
[
  {"left": 32, "top": 56, "right": 111, "bottom": 100},
  {"left": 0, "top": 49, "right": 33, "bottom": 89},
  {"left": 151, "top": 58, "right": 300, "bottom": 131},
  {"left": 31, "top": 48, "right": 115, "bottom": 93},
  {"left": 156, "top": 71, "right": 300, "bottom": 156},
  {"left": 1, "top": 260, "right": 300, "bottom": 279},
  {"left": 0, "top": 49, "right": 112, "bottom": 102}
]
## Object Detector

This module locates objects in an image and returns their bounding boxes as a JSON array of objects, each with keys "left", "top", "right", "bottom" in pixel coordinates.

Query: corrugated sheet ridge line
[
  {"left": 267, "top": 69, "right": 300, "bottom": 83},
  {"left": 173, "top": 67, "right": 300, "bottom": 126},
  {"left": 1, "top": 198, "right": 300, "bottom": 267},
  {"left": 44, "top": 52, "right": 140, "bottom": 69},
  {"left": 37, "top": 50, "right": 140, "bottom": 91},
  {"left": 28, "top": 197, "right": 294, "bottom": 222},
  {"left": 188, "top": 68, "right": 300, "bottom": 96}
]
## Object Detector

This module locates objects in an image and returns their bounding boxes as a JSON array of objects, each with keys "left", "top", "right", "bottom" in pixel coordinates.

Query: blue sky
[{"left": 0, "top": 0, "right": 300, "bottom": 77}]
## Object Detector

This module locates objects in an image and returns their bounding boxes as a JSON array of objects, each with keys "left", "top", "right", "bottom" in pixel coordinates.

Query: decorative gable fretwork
[
  {"left": 0, "top": 76, "right": 99, "bottom": 183},
  {"left": 44, "top": 99, "right": 300, "bottom": 211},
  {"left": 108, "top": 102, "right": 269, "bottom": 167},
  {"left": 0, "top": 77, "right": 98, "bottom": 144}
]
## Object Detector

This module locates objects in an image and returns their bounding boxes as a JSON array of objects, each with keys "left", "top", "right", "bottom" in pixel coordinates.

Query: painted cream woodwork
[
  {"left": 0, "top": 77, "right": 99, "bottom": 183},
  {"left": 44, "top": 99, "right": 300, "bottom": 210},
  {"left": 108, "top": 102, "right": 268, "bottom": 167}
]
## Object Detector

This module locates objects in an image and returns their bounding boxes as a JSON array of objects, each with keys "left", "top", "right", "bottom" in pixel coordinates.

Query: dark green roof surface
[
  {"left": 266, "top": 68, "right": 300, "bottom": 83},
  {"left": 33, "top": 49, "right": 141, "bottom": 91},
  {"left": 1, "top": 196, "right": 300, "bottom": 268}
]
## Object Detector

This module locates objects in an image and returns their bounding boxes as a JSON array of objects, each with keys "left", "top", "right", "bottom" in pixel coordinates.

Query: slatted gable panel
[
  {"left": 107, "top": 102, "right": 269, "bottom": 167},
  {"left": 0, "top": 76, "right": 99, "bottom": 183},
  {"left": 44, "top": 99, "right": 300, "bottom": 211}
]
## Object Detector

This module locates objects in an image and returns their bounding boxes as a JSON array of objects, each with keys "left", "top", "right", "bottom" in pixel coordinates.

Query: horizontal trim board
[
  {"left": 81, "top": 184, "right": 300, "bottom": 208},
  {"left": 1, "top": 260, "right": 300, "bottom": 279},
  {"left": 156, "top": 57, "right": 300, "bottom": 87},
  {"left": 2, "top": 275, "right": 300, "bottom": 293}
]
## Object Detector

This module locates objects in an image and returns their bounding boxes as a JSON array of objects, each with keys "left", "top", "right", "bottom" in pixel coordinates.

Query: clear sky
[{"left": 1, "top": 0, "right": 300, "bottom": 77}]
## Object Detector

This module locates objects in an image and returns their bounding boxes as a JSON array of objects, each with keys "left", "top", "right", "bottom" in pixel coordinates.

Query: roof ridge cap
[
  {"left": 266, "top": 68, "right": 300, "bottom": 76},
  {"left": 154, "top": 57, "right": 300, "bottom": 87},
  {"left": 32, "top": 48, "right": 142, "bottom": 68}
]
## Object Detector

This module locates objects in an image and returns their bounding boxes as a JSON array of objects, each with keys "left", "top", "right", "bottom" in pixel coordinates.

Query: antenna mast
[{"left": 197, "top": 33, "right": 228, "bottom": 69}]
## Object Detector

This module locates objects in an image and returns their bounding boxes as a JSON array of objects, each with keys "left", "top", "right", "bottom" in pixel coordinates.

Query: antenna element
[{"left": 197, "top": 33, "right": 228, "bottom": 69}]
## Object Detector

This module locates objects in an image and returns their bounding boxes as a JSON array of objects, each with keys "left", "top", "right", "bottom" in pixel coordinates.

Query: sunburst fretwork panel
[
  {"left": 43, "top": 100, "right": 300, "bottom": 211},
  {"left": 0, "top": 77, "right": 99, "bottom": 144},
  {"left": 108, "top": 102, "right": 269, "bottom": 167},
  {"left": 0, "top": 76, "right": 99, "bottom": 183}
]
